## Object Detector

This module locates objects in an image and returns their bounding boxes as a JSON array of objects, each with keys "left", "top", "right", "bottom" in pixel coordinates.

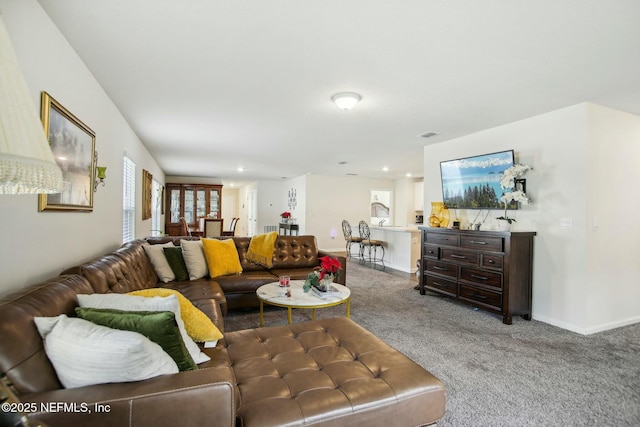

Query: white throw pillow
[
  {"left": 143, "top": 242, "right": 175, "bottom": 283},
  {"left": 76, "top": 293, "right": 210, "bottom": 364},
  {"left": 180, "top": 240, "right": 209, "bottom": 280},
  {"left": 34, "top": 315, "right": 178, "bottom": 389}
]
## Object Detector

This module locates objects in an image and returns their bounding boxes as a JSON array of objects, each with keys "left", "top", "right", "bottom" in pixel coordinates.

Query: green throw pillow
[
  {"left": 163, "top": 247, "right": 189, "bottom": 281},
  {"left": 75, "top": 307, "right": 198, "bottom": 371}
]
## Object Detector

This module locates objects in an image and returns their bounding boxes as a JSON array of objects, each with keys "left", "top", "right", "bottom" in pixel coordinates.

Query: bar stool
[
  {"left": 341, "top": 220, "right": 363, "bottom": 259},
  {"left": 358, "top": 220, "right": 385, "bottom": 270}
]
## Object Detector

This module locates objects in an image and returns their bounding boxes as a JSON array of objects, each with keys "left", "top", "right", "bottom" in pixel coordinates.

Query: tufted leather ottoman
[{"left": 223, "top": 317, "right": 445, "bottom": 426}]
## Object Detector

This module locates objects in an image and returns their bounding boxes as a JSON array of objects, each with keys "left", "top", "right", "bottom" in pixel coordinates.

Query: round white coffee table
[{"left": 256, "top": 280, "right": 351, "bottom": 326}]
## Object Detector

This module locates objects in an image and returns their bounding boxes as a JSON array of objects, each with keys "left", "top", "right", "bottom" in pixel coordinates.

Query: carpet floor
[{"left": 224, "top": 260, "right": 640, "bottom": 426}]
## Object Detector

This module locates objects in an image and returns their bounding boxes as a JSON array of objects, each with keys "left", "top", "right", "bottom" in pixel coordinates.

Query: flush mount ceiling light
[{"left": 331, "top": 92, "right": 361, "bottom": 110}]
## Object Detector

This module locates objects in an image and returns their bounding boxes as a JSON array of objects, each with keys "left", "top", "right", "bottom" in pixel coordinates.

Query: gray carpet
[{"left": 224, "top": 261, "right": 640, "bottom": 426}]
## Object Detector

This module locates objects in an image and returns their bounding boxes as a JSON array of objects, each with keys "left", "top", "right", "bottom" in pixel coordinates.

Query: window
[
  {"left": 151, "top": 179, "right": 163, "bottom": 236},
  {"left": 122, "top": 156, "right": 136, "bottom": 243}
]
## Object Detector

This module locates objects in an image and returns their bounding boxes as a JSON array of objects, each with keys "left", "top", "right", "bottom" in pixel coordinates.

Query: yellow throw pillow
[
  {"left": 245, "top": 231, "right": 278, "bottom": 268},
  {"left": 128, "top": 289, "right": 223, "bottom": 343},
  {"left": 201, "top": 238, "right": 243, "bottom": 278}
]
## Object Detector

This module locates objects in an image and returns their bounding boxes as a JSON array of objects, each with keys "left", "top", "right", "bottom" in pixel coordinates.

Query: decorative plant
[
  {"left": 496, "top": 164, "right": 532, "bottom": 223},
  {"left": 280, "top": 211, "right": 291, "bottom": 219},
  {"left": 303, "top": 256, "right": 343, "bottom": 292}
]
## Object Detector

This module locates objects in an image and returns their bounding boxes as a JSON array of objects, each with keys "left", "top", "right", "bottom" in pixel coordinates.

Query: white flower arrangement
[
  {"left": 499, "top": 164, "right": 532, "bottom": 189},
  {"left": 497, "top": 164, "right": 532, "bottom": 224}
]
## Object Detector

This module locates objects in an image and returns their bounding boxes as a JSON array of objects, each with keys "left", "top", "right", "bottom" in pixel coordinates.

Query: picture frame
[
  {"left": 160, "top": 185, "right": 165, "bottom": 214},
  {"left": 440, "top": 149, "right": 516, "bottom": 210},
  {"left": 142, "top": 169, "right": 153, "bottom": 220},
  {"left": 38, "top": 92, "right": 96, "bottom": 212}
]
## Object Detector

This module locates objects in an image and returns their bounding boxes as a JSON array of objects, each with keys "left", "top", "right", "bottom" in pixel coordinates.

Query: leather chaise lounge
[{"left": 0, "top": 235, "right": 446, "bottom": 426}]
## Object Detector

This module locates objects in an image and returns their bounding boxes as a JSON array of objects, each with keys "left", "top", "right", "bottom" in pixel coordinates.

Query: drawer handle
[
  {"left": 433, "top": 266, "right": 448, "bottom": 271},
  {"left": 472, "top": 293, "right": 488, "bottom": 300},
  {"left": 487, "top": 259, "right": 495, "bottom": 264},
  {"left": 433, "top": 281, "right": 446, "bottom": 287},
  {"left": 470, "top": 274, "right": 488, "bottom": 280},
  {"left": 469, "top": 240, "right": 487, "bottom": 245},
  {"left": 450, "top": 254, "right": 467, "bottom": 259},
  {"left": 428, "top": 250, "right": 435, "bottom": 254}
]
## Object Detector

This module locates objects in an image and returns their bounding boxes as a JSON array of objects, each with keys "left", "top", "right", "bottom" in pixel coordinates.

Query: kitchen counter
[
  {"left": 368, "top": 225, "right": 420, "bottom": 233},
  {"left": 368, "top": 226, "right": 421, "bottom": 273}
]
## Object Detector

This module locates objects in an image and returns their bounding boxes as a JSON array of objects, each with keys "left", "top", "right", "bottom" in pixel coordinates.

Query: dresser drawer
[
  {"left": 423, "top": 244, "right": 439, "bottom": 259},
  {"left": 425, "top": 274, "right": 457, "bottom": 297},
  {"left": 481, "top": 254, "right": 503, "bottom": 270},
  {"left": 426, "top": 232, "right": 458, "bottom": 247},
  {"left": 460, "top": 267, "right": 502, "bottom": 289},
  {"left": 460, "top": 235, "right": 503, "bottom": 252},
  {"left": 425, "top": 260, "right": 458, "bottom": 279},
  {"left": 459, "top": 285, "right": 502, "bottom": 310},
  {"left": 441, "top": 248, "right": 479, "bottom": 266}
]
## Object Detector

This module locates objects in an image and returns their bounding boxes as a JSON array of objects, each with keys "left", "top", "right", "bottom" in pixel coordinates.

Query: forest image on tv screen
[{"left": 440, "top": 150, "right": 515, "bottom": 209}]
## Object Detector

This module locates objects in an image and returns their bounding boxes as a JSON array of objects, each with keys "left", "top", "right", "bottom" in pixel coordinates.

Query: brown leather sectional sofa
[
  {"left": 0, "top": 235, "right": 446, "bottom": 427},
  {"left": 143, "top": 235, "right": 347, "bottom": 312}
]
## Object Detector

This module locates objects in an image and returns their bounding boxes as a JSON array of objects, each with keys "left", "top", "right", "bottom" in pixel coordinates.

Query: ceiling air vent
[{"left": 418, "top": 131, "right": 439, "bottom": 138}]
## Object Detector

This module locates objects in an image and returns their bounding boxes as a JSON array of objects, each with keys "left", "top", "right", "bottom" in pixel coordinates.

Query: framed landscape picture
[
  {"left": 39, "top": 92, "right": 96, "bottom": 212},
  {"left": 440, "top": 150, "right": 515, "bottom": 210}
]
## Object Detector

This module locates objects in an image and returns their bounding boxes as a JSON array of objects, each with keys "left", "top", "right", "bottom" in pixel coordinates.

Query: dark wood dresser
[{"left": 418, "top": 227, "right": 536, "bottom": 324}]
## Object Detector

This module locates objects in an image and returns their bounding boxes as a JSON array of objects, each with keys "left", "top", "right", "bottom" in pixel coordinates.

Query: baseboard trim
[
  {"left": 534, "top": 314, "right": 640, "bottom": 335},
  {"left": 583, "top": 315, "right": 640, "bottom": 335}
]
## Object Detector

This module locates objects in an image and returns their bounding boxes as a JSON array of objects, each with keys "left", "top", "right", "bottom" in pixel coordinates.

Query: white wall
[
  {"left": 283, "top": 175, "right": 307, "bottom": 233},
  {"left": 394, "top": 178, "right": 415, "bottom": 226},
  {"left": 256, "top": 181, "right": 284, "bottom": 234},
  {"left": 305, "top": 175, "right": 395, "bottom": 251},
  {"left": 423, "top": 103, "right": 640, "bottom": 334},
  {"left": 221, "top": 187, "right": 239, "bottom": 232},
  {"left": 585, "top": 103, "right": 640, "bottom": 332},
  {"left": 0, "top": 0, "right": 164, "bottom": 292}
]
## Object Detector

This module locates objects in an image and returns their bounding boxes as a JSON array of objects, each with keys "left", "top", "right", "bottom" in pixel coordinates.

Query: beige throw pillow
[
  {"left": 180, "top": 239, "right": 209, "bottom": 280},
  {"left": 142, "top": 242, "right": 175, "bottom": 283}
]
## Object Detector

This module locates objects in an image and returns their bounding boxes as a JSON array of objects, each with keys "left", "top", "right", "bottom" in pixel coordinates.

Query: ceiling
[{"left": 37, "top": 0, "right": 640, "bottom": 186}]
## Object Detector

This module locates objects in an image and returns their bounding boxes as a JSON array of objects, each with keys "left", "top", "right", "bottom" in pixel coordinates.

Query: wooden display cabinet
[{"left": 165, "top": 184, "right": 222, "bottom": 236}]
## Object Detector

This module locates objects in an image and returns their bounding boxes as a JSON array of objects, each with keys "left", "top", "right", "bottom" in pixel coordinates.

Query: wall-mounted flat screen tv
[{"left": 440, "top": 149, "right": 515, "bottom": 209}]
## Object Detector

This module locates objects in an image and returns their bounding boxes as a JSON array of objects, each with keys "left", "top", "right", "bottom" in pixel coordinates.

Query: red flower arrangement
[
  {"left": 304, "top": 256, "right": 343, "bottom": 292},
  {"left": 317, "top": 256, "right": 342, "bottom": 280},
  {"left": 280, "top": 211, "right": 291, "bottom": 219}
]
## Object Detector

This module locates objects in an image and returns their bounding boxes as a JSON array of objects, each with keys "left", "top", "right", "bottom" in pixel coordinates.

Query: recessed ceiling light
[
  {"left": 237, "top": 167, "right": 244, "bottom": 172},
  {"left": 382, "top": 166, "right": 389, "bottom": 172},
  {"left": 418, "top": 131, "right": 439, "bottom": 138},
  {"left": 406, "top": 172, "right": 412, "bottom": 178}
]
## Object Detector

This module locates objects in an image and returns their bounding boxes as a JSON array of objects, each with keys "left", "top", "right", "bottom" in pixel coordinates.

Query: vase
[
  {"left": 427, "top": 201, "right": 450, "bottom": 228},
  {"left": 317, "top": 275, "right": 334, "bottom": 292},
  {"left": 497, "top": 220, "right": 512, "bottom": 231}
]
